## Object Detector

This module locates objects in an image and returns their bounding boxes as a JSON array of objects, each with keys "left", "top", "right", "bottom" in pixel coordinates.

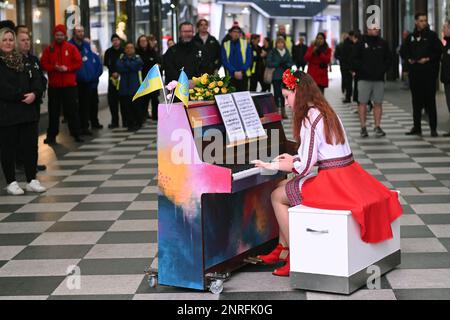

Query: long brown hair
[{"left": 292, "top": 72, "right": 345, "bottom": 145}]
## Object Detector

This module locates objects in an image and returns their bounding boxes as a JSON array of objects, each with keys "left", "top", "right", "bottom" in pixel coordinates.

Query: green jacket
[{"left": 267, "top": 49, "right": 293, "bottom": 80}]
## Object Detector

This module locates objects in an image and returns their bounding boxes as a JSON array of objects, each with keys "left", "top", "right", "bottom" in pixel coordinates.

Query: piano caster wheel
[
  {"left": 209, "top": 279, "right": 224, "bottom": 295},
  {"left": 148, "top": 274, "right": 158, "bottom": 288},
  {"left": 145, "top": 268, "right": 158, "bottom": 288},
  {"left": 206, "top": 272, "right": 230, "bottom": 294}
]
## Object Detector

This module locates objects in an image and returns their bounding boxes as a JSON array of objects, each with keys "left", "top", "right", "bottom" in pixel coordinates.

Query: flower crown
[{"left": 282, "top": 66, "right": 303, "bottom": 90}]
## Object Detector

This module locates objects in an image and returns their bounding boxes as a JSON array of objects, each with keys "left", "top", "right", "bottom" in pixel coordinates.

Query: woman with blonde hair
[
  {"left": 267, "top": 36, "right": 293, "bottom": 119},
  {"left": 0, "top": 28, "right": 46, "bottom": 195},
  {"left": 254, "top": 69, "right": 402, "bottom": 277}
]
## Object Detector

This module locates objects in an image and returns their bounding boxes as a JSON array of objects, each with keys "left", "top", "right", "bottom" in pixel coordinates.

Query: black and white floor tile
[{"left": 0, "top": 84, "right": 450, "bottom": 300}]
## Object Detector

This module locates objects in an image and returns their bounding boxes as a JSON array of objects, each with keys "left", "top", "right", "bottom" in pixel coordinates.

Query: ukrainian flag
[
  {"left": 174, "top": 70, "right": 190, "bottom": 108},
  {"left": 132, "top": 65, "right": 163, "bottom": 102}
]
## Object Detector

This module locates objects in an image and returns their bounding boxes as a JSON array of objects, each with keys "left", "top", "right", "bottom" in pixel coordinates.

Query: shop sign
[{"left": 218, "top": 0, "right": 331, "bottom": 17}]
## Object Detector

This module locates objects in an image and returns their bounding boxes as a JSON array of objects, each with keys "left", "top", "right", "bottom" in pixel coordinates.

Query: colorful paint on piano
[{"left": 157, "top": 102, "right": 280, "bottom": 290}]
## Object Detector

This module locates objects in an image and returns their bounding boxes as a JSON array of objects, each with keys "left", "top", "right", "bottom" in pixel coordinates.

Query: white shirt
[{"left": 293, "top": 108, "right": 352, "bottom": 176}]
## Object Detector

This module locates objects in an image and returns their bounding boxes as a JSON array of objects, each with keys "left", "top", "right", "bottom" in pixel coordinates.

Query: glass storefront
[
  {"left": 134, "top": 0, "right": 151, "bottom": 40},
  {"left": 161, "top": 0, "right": 175, "bottom": 52},
  {"left": 31, "top": 0, "right": 52, "bottom": 57},
  {"left": 89, "top": 0, "right": 115, "bottom": 56},
  {"left": 0, "top": 0, "right": 17, "bottom": 21},
  {"left": 1, "top": 0, "right": 199, "bottom": 58}
]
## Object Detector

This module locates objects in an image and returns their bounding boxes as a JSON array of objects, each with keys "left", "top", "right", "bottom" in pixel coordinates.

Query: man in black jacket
[
  {"left": 104, "top": 34, "right": 124, "bottom": 129},
  {"left": 335, "top": 31, "right": 356, "bottom": 103},
  {"left": 352, "top": 27, "right": 392, "bottom": 138},
  {"left": 400, "top": 13, "right": 443, "bottom": 137},
  {"left": 17, "top": 31, "right": 48, "bottom": 172},
  {"left": 163, "top": 22, "right": 206, "bottom": 84},
  {"left": 292, "top": 35, "right": 308, "bottom": 71},
  {"left": 442, "top": 24, "right": 450, "bottom": 137},
  {"left": 249, "top": 34, "right": 265, "bottom": 92},
  {"left": 193, "top": 19, "right": 221, "bottom": 75}
]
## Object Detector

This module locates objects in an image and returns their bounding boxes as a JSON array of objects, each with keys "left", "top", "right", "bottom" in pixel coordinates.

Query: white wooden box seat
[{"left": 288, "top": 201, "right": 401, "bottom": 295}]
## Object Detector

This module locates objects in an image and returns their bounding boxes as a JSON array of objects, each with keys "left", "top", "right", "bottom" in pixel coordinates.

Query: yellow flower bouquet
[{"left": 190, "top": 73, "right": 236, "bottom": 101}]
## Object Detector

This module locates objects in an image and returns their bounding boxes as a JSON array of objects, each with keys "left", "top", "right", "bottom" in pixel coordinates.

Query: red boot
[
  {"left": 257, "top": 244, "right": 289, "bottom": 264},
  {"left": 272, "top": 254, "right": 290, "bottom": 277}
]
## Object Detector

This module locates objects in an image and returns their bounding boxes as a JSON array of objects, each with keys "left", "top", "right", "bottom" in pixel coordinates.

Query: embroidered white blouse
[{"left": 292, "top": 108, "right": 353, "bottom": 176}]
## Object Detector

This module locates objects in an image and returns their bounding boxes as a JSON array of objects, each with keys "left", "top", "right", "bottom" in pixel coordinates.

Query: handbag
[{"left": 263, "top": 67, "right": 275, "bottom": 84}]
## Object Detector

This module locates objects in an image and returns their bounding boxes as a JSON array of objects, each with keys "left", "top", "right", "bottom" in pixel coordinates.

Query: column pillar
[
  {"left": 150, "top": 0, "right": 162, "bottom": 52},
  {"left": 414, "top": 0, "right": 428, "bottom": 13},
  {"left": 383, "top": 0, "right": 400, "bottom": 80}
]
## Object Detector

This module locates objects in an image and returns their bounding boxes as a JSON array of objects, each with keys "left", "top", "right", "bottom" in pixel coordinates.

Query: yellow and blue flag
[
  {"left": 174, "top": 70, "right": 190, "bottom": 108},
  {"left": 132, "top": 65, "right": 163, "bottom": 102}
]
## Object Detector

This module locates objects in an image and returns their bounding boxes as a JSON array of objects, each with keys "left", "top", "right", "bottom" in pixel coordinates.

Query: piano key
[{"left": 232, "top": 167, "right": 262, "bottom": 180}]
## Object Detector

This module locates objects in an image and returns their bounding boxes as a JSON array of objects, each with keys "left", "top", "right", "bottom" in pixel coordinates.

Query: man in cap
[
  {"left": 221, "top": 25, "right": 252, "bottom": 91},
  {"left": 40, "top": 24, "right": 84, "bottom": 144}
]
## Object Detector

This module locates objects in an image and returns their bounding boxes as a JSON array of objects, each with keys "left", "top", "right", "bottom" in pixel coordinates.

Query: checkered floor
[{"left": 1, "top": 83, "right": 450, "bottom": 300}]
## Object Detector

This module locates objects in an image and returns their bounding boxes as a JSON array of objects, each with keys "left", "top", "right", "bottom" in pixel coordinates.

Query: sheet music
[
  {"left": 214, "top": 94, "right": 247, "bottom": 144},
  {"left": 232, "top": 92, "right": 267, "bottom": 140}
]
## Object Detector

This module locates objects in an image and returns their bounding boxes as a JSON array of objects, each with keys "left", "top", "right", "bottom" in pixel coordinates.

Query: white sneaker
[
  {"left": 26, "top": 180, "right": 47, "bottom": 193},
  {"left": 6, "top": 181, "right": 25, "bottom": 196}
]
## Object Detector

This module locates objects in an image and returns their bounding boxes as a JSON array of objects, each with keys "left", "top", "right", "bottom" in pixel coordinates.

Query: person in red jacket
[
  {"left": 304, "top": 32, "right": 332, "bottom": 94},
  {"left": 40, "top": 24, "right": 83, "bottom": 144}
]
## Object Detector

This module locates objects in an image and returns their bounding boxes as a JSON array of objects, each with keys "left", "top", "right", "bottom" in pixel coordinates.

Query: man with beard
[
  {"left": 193, "top": 19, "right": 221, "bottom": 75},
  {"left": 400, "top": 12, "right": 443, "bottom": 137},
  {"left": 163, "top": 22, "right": 206, "bottom": 84},
  {"left": 351, "top": 27, "right": 392, "bottom": 138}
]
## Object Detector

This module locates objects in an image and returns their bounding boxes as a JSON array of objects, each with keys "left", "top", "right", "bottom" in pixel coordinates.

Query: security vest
[{"left": 224, "top": 39, "right": 252, "bottom": 77}]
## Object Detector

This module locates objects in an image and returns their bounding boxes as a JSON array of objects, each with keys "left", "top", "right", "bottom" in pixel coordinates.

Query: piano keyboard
[{"left": 232, "top": 167, "right": 262, "bottom": 181}]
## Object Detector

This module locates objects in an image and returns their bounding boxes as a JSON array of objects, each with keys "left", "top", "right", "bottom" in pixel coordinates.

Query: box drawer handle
[{"left": 306, "top": 228, "right": 329, "bottom": 234}]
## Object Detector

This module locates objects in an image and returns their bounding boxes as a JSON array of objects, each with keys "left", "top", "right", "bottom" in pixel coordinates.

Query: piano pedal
[{"left": 244, "top": 256, "right": 263, "bottom": 264}]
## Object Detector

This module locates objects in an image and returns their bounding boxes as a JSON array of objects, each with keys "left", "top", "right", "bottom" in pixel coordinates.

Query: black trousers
[
  {"left": 120, "top": 96, "right": 140, "bottom": 129},
  {"left": 0, "top": 122, "right": 38, "bottom": 184},
  {"left": 342, "top": 68, "right": 353, "bottom": 100},
  {"left": 47, "top": 87, "right": 81, "bottom": 138},
  {"left": 318, "top": 86, "right": 326, "bottom": 94},
  {"left": 353, "top": 78, "right": 359, "bottom": 103},
  {"left": 149, "top": 92, "right": 160, "bottom": 121},
  {"left": 91, "top": 87, "right": 100, "bottom": 126},
  {"left": 273, "top": 79, "right": 284, "bottom": 108},
  {"left": 249, "top": 74, "right": 264, "bottom": 92},
  {"left": 231, "top": 76, "right": 248, "bottom": 92},
  {"left": 409, "top": 71, "right": 438, "bottom": 132},
  {"left": 108, "top": 81, "right": 127, "bottom": 127},
  {"left": 78, "top": 82, "right": 96, "bottom": 131},
  {"left": 138, "top": 93, "right": 159, "bottom": 122}
]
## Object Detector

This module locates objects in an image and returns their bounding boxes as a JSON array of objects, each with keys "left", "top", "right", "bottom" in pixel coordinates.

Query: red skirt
[{"left": 286, "top": 155, "right": 403, "bottom": 244}]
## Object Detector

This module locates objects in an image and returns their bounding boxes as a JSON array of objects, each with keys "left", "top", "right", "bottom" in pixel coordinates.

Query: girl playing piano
[{"left": 253, "top": 68, "right": 402, "bottom": 277}]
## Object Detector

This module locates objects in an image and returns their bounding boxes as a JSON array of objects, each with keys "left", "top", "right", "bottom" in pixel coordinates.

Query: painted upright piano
[{"left": 155, "top": 93, "right": 297, "bottom": 292}]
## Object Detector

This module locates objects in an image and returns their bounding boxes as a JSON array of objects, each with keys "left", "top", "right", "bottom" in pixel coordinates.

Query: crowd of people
[
  {"left": 1, "top": 13, "right": 449, "bottom": 196},
  {"left": 335, "top": 13, "right": 450, "bottom": 138}
]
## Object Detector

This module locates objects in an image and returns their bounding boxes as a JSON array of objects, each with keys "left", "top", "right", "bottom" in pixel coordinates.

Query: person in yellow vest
[
  {"left": 221, "top": 26, "right": 252, "bottom": 92},
  {"left": 274, "top": 24, "right": 293, "bottom": 53}
]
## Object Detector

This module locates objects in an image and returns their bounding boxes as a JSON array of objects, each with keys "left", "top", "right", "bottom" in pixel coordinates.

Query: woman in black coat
[
  {"left": 0, "top": 28, "right": 45, "bottom": 195},
  {"left": 136, "top": 35, "right": 162, "bottom": 122}
]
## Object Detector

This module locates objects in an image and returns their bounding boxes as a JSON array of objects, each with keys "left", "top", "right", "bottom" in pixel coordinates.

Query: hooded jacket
[
  {"left": 40, "top": 40, "right": 82, "bottom": 88},
  {"left": 351, "top": 35, "right": 392, "bottom": 82},
  {"left": 69, "top": 39, "right": 103, "bottom": 84},
  {"left": 116, "top": 54, "right": 143, "bottom": 97}
]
